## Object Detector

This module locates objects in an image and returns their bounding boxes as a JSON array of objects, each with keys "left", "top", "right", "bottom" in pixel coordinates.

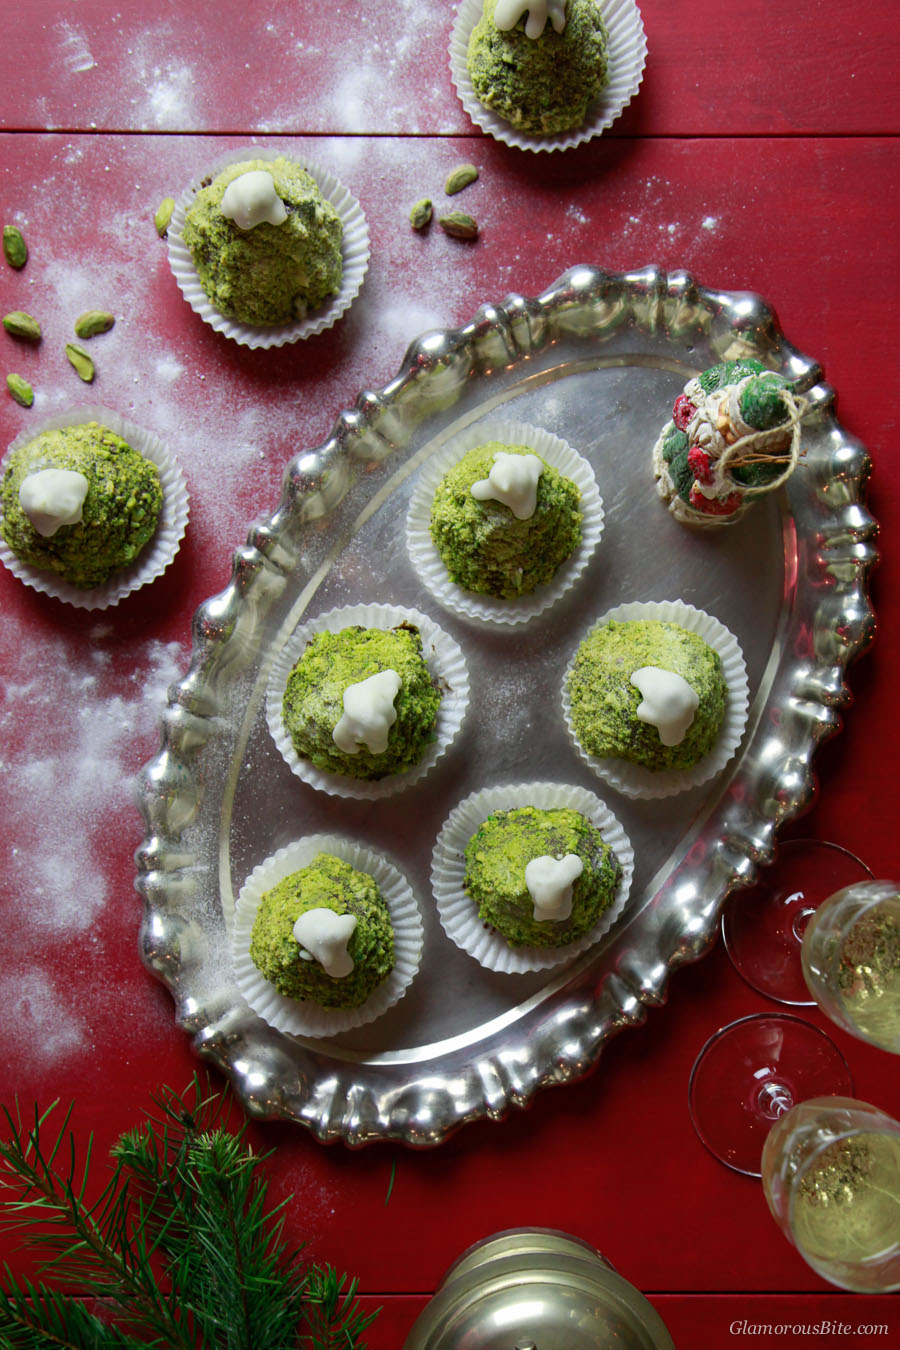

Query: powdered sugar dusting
[
  {"left": 155, "top": 354, "right": 185, "bottom": 383},
  {"left": 57, "top": 21, "right": 97, "bottom": 76},
  {"left": 125, "top": 33, "right": 199, "bottom": 129},
  {"left": 0, "top": 624, "right": 187, "bottom": 1064},
  {"left": 305, "top": 0, "right": 454, "bottom": 133},
  {"left": 0, "top": 969, "right": 88, "bottom": 1063}
]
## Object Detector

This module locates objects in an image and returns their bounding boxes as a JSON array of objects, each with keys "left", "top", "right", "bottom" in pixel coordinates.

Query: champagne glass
[
  {"left": 688, "top": 1012, "right": 854, "bottom": 1177},
  {"left": 761, "top": 1096, "right": 900, "bottom": 1292},
  {"left": 801, "top": 879, "right": 900, "bottom": 1054},
  {"left": 721, "top": 838, "right": 872, "bottom": 1005}
]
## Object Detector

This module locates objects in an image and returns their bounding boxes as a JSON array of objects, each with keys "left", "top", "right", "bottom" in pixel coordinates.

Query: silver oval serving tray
[{"left": 134, "top": 265, "right": 877, "bottom": 1147}]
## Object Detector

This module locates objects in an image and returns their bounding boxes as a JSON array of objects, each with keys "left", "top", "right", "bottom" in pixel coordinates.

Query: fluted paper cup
[
  {"left": 562, "top": 599, "right": 750, "bottom": 798},
  {"left": 406, "top": 418, "right": 604, "bottom": 626},
  {"left": 450, "top": 0, "right": 647, "bottom": 153},
  {"left": 168, "top": 146, "right": 369, "bottom": 347},
  {"left": 232, "top": 834, "right": 423, "bottom": 1038},
  {"left": 431, "top": 779, "right": 634, "bottom": 973},
  {"left": 0, "top": 405, "right": 189, "bottom": 609},
  {"left": 266, "top": 602, "right": 469, "bottom": 798}
]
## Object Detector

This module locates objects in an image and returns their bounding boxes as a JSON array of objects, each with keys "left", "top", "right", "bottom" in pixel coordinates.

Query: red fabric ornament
[
  {"left": 673, "top": 394, "right": 696, "bottom": 430},
  {"left": 688, "top": 484, "right": 742, "bottom": 515},
  {"left": 687, "top": 445, "right": 713, "bottom": 484}
]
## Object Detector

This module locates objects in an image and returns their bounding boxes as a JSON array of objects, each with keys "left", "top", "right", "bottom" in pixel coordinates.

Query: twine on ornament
[{"left": 716, "top": 387, "right": 809, "bottom": 497}]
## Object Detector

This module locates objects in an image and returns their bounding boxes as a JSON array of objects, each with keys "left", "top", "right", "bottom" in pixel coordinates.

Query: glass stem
[{"left": 757, "top": 1080, "right": 794, "bottom": 1119}]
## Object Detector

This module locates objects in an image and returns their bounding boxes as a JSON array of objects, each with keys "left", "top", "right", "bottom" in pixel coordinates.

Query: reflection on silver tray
[{"left": 134, "top": 265, "right": 877, "bottom": 1147}]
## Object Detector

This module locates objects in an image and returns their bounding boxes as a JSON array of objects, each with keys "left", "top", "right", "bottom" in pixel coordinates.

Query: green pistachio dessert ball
[
  {"left": 464, "top": 805, "right": 622, "bottom": 948},
  {"left": 429, "top": 442, "right": 582, "bottom": 599},
  {"left": 282, "top": 623, "right": 443, "bottom": 780},
  {"left": 467, "top": 0, "right": 609, "bottom": 137},
  {"left": 567, "top": 619, "right": 728, "bottom": 772},
  {"left": 1, "top": 422, "right": 163, "bottom": 589},
  {"left": 182, "top": 156, "right": 343, "bottom": 326},
  {"left": 249, "top": 853, "right": 394, "bottom": 1008}
]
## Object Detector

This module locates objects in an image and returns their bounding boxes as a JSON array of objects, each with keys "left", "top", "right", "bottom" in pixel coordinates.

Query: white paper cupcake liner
[
  {"left": 0, "top": 405, "right": 189, "bottom": 610},
  {"left": 562, "top": 599, "right": 750, "bottom": 799},
  {"left": 431, "top": 780, "right": 634, "bottom": 973},
  {"left": 168, "top": 146, "right": 370, "bottom": 348},
  {"left": 406, "top": 418, "right": 604, "bottom": 626},
  {"left": 266, "top": 602, "right": 470, "bottom": 799},
  {"left": 450, "top": 0, "right": 647, "bottom": 153},
  {"left": 231, "top": 834, "right": 423, "bottom": 1038}
]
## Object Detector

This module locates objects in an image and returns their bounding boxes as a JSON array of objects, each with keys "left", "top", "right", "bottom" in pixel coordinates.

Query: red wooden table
[{"left": 2, "top": 3, "right": 899, "bottom": 1345}]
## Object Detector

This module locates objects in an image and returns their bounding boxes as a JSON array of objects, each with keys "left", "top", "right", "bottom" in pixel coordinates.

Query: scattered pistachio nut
[
  {"left": 154, "top": 196, "right": 175, "bottom": 238},
  {"left": 3, "top": 311, "right": 42, "bottom": 342},
  {"left": 438, "top": 211, "right": 479, "bottom": 240},
  {"left": 6, "top": 373, "right": 34, "bottom": 407},
  {"left": 3, "top": 225, "right": 28, "bottom": 270},
  {"left": 65, "top": 342, "right": 95, "bottom": 383},
  {"left": 74, "top": 310, "right": 115, "bottom": 339},
  {"left": 409, "top": 198, "right": 433, "bottom": 231},
  {"left": 444, "top": 163, "right": 479, "bottom": 196}
]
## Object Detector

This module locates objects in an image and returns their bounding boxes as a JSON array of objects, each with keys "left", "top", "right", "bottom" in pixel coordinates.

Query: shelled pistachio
[
  {"left": 154, "top": 197, "right": 175, "bottom": 238},
  {"left": 444, "top": 163, "right": 479, "bottom": 196},
  {"left": 409, "top": 198, "right": 433, "bottom": 231},
  {"left": 3, "top": 311, "right": 42, "bottom": 342},
  {"left": 6, "top": 373, "right": 34, "bottom": 407},
  {"left": 65, "top": 343, "right": 96, "bottom": 383},
  {"left": 3, "top": 225, "right": 28, "bottom": 269},
  {"left": 74, "top": 310, "right": 115, "bottom": 339},
  {"left": 438, "top": 211, "right": 478, "bottom": 240}
]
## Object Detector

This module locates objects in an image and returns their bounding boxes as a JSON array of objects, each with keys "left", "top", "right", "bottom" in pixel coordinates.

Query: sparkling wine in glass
[
  {"left": 761, "top": 1096, "right": 900, "bottom": 1292},
  {"left": 801, "top": 880, "right": 900, "bottom": 1054}
]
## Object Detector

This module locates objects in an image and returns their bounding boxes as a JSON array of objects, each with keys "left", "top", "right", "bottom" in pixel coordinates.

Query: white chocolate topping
[
  {"left": 630, "top": 666, "right": 700, "bottom": 746},
  {"left": 221, "top": 169, "right": 288, "bottom": 230},
  {"left": 524, "top": 853, "right": 584, "bottom": 922},
  {"left": 332, "top": 669, "right": 402, "bottom": 755},
  {"left": 494, "top": 0, "right": 567, "bottom": 40},
  {"left": 292, "top": 908, "right": 358, "bottom": 978},
  {"left": 470, "top": 451, "right": 544, "bottom": 519},
  {"left": 18, "top": 468, "right": 90, "bottom": 537}
]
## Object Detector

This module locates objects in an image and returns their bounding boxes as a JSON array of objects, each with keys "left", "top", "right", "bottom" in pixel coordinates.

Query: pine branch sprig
[
  {"left": 0, "top": 1077, "right": 377, "bottom": 1350},
  {"left": 0, "top": 1100, "right": 189, "bottom": 1347},
  {"left": 301, "top": 1266, "right": 379, "bottom": 1349},
  {"left": 0, "top": 1273, "right": 153, "bottom": 1349}
]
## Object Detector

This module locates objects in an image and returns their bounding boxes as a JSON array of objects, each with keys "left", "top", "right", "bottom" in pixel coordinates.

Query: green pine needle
[
  {"left": 0, "top": 1076, "right": 377, "bottom": 1350},
  {"left": 384, "top": 1160, "right": 397, "bottom": 1207}
]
